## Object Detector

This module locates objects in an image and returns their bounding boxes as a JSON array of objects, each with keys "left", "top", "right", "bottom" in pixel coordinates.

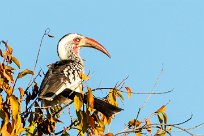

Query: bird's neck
[{"left": 59, "top": 50, "right": 83, "bottom": 65}]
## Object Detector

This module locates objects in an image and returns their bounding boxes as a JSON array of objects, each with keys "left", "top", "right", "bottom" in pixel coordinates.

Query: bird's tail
[
  {"left": 60, "top": 89, "right": 123, "bottom": 117},
  {"left": 93, "top": 97, "right": 123, "bottom": 117}
]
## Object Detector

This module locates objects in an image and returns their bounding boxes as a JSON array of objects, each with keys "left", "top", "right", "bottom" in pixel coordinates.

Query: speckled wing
[{"left": 38, "top": 60, "right": 84, "bottom": 106}]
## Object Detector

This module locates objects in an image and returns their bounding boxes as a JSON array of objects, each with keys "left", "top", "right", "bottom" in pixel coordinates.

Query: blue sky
[{"left": 1, "top": 0, "right": 204, "bottom": 135}]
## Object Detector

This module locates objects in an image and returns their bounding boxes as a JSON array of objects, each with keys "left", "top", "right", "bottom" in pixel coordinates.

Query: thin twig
[
  {"left": 135, "top": 65, "right": 164, "bottom": 123},
  {"left": 115, "top": 114, "right": 195, "bottom": 136},
  {"left": 26, "top": 28, "right": 51, "bottom": 92},
  {"left": 92, "top": 87, "right": 173, "bottom": 95},
  {"left": 55, "top": 119, "right": 78, "bottom": 135}
]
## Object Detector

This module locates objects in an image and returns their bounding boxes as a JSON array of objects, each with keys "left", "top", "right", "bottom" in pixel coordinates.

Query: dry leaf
[
  {"left": 17, "top": 69, "right": 34, "bottom": 78},
  {"left": 145, "top": 119, "right": 152, "bottom": 134},
  {"left": 87, "top": 87, "right": 94, "bottom": 111},
  {"left": 18, "top": 88, "right": 24, "bottom": 102},
  {"left": 155, "top": 105, "right": 166, "bottom": 113},
  {"left": 125, "top": 87, "right": 132, "bottom": 99},
  {"left": 80, "top": 72, "right": 90, "bottom": 81},
  {"left": 11, "top": 56, "right": 21, "bottom": 69},
  {"left": 88, "top": 116, "right": 95, "bottom": 128},
  {"left": 104, "top": 133, "right": 114, "bottom": 136},
  {"left": 108, "top": 89, "right": 117, "bottom": 106}
]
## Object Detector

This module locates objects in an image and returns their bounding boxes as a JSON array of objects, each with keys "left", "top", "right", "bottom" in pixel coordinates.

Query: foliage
[{"left": 0, "top": 33, "right": 203, "bottom": 136}]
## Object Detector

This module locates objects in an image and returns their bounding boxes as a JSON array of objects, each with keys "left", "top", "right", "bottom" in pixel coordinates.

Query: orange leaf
[
  {"left": 155, "top": 105, "right": 166, "bottom": 113},
  {"left": 145, "top": 119, "right": 152, "bottom": 134},
  {"left": 18, "top": 88, "right": 24, "bottom": 102},
  {"left": 105, "top": 133, "right": 114, "bottom": 136},
  {"left": 88, "top": 116, "right": 95, "bottom": 128},
  {"left": 87, "top": 87, "right": 94, "bottom": 111},
  {"left": 80, "top": 72, "right": 90, "bottom": 81},
  {"left": 125, "top": 87, "right": 132, "bottom": 99}
]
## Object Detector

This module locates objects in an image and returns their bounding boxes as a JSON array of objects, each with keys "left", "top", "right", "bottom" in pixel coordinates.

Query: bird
[{"left": 38, "top": 33, "right": 122, "bottom": 117}]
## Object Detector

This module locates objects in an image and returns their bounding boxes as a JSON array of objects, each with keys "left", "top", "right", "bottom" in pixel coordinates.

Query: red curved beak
[{"left": 78, "top": 37, "right": 111, "bottom": 58}]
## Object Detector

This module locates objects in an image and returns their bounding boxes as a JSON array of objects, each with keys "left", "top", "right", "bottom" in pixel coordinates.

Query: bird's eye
[{"left": 73, "top": 37, "right": 81, "bottom": 43}]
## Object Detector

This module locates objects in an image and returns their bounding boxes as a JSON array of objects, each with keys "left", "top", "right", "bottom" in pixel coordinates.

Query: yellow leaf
[
  {"left": 12, "top": 114, "right": 22, "bottom": 135},
  {"left": 125, "top": 87, "right": 132, "bottom": 99},
  {"left": 80, "top": 72, "right": 90, "bottom": 81},
  {"left": 136, "top": 132, "right": 142, "bottom": 136},
  {"left": 74, "top": 93, "right": 83, "bottom": 111},
  {"left": 128, "top": 119, "right": 141, "bottom": 127},
  {"left": 11, "top": 56, "right": 21, "bottom": 69},
  {"left": 155, "top": 105, "right": 166, "bottom": 113},
  {"left": 157, "top": 112, "right": 168, "bottom": 130},
  {"left": 117, "top": 91, "right": 124, "bottom": 100},
  {"left": 8, "top": 95, "right": 20, "bottom": 122},
  {"left": 157, "top": 114, "right": 163, "bottom": 124},
  {"left": 145, "top": 119, "right": 152, "bottom": 134},
  {"left": 108, "top": 89, "right": 117, "bottom": 106},
  {"left": 162, "top": 112, "right": 168, "bottom": 130},
  {"left": 5, "top": 86, "right": 13, "bottom": 96},
  {"left": 18, "top": 88, "right": 25, "bottom": 102},
  {"left": 0, "top": 110, "right": 11, "bottom": 136},
  {"left": 17, "top": 69, "right": 34, "bottom": 78},
  {"left": 17, "top": 127, "right": 26, "bottom": 135},
  {"left": 167, "top": 126, "right": 172, "bottom": 131},
  {"left": 87, "top": 87, "right": 94, "bottom": 111}
]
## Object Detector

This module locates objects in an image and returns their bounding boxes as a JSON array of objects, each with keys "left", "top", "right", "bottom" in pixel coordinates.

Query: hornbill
[{"left": 38, "top": 33, "right": 122, "bottom": 117}]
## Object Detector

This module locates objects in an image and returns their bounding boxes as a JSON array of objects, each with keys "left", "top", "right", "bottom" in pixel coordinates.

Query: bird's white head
[{"left": 57, "top": 33, "right": 110, "bottom": 60}]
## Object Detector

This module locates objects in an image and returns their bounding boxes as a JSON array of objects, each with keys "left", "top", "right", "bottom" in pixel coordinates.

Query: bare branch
[
  {"left": 26, "top": 28, "right": 52, "bottom": 91},
  {"left": 135, "top": 65, "right": 164, "bottom": 121}
]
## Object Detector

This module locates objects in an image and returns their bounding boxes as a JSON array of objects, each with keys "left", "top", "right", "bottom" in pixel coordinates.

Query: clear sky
[{"left": 1, "top": 0, "right": 204, "bottom": 135}]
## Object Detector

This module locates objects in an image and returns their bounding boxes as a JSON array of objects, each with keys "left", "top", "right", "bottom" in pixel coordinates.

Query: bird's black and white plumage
[{"left": 38, "top": 33, "right": 122, "bottom": 117}]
